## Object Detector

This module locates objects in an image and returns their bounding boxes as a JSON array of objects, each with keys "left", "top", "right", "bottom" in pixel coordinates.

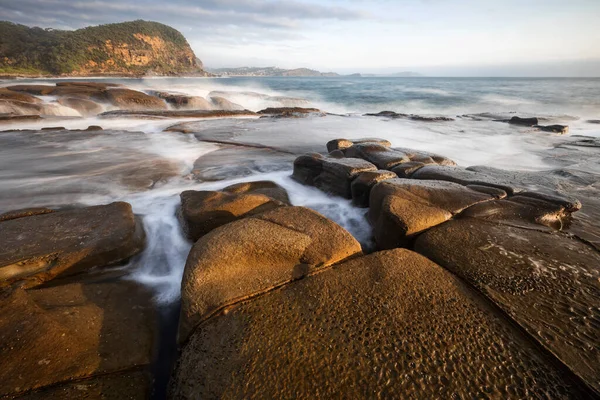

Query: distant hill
[
  {"left": 207, "top": 66, "right": 340, "bottom": 77},
  {"left": 362, "top": 71, "right": 423, "bottom": 77},
  {"left": 0, "top": 20, "right": 209, "bottom": 77}
]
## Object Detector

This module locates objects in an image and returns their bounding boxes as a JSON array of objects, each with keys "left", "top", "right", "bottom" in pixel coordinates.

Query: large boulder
[
  {"left": 177, "top": 182, "right": 289, "bottom": 242},
  {"left": 0, "top": 88, "right": 41, "bottom": 104},
  {"left": 350, "top": 170, "right": 397, "bottom": 207},
  {"left": 179, "top": 206, "right": 362, "bottom": 341},
  {"left": 292, "top": 153, "right": 378, "bottom": 198},
  {"left": 105, "top": 89, "right": 167, "bottom": 110},
  {"left": 414, "top": 219, "right": 600, "bottom": 394},
  {"left": 171, "top": 249, "right": 588, "bottom": 399},
  {"left": 369, "top": 178, "right": 494, "bottom": 248},
  {"left": 0, "top": 202, "right": 145, "bottom": 288},
  {"left": 0, "top": 280, "right": 156, "bottom": 398}
]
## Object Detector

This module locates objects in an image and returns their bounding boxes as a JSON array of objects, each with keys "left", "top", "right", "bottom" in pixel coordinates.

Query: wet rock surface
[
  {"left": 415, "top": 219, "right": 600, "bottom": 394},
  {"left": 0, "top": 202, "right": 145, "bottom": 288},
  {"left": 179, "top": 206, "right": 362, "bottom": 341},
  {"left": 101, "top": 109, "right": 257, "bottom": 119},
  {"left": 0, "top": 280, "right": 156, "bottom": 398},
  {"left": 257, "top": 107, "right": 324, "bottom": 118},
  {"left": 171, "top": 249, "right": 587, "bottom": 399}
]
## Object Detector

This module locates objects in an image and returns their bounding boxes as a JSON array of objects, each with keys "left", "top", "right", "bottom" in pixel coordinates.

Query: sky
[{"left": 1, "top": 0, "right": 600, "bottom": 76}]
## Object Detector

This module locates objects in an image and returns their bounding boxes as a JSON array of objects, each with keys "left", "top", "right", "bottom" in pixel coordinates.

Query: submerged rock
[
  {"left": 535, "top": 124, "right": 569, "bottom": 134},
  {"left": 508, "top": 116, "right": 539, "bottom": 126},
  {"left": 0, "top": 280, "right": 155, "bottom": 398},
  {"left": 179, "top": 206, "right": 362, "bottom": 341},
  {"left": 0, "top": 202, "right": 145, "bottom": 288},
  {"left": 415, "top": 219, "right": 600, "bottom": 394},
  {"left": 171, "top": 248, "right": 588, "bottom": 399},
  {"left": 257, "top": 107, "right": 323, "bottom": 118},
  {"left": 177, "top": 182, "right": 288, "bottom": 242}
]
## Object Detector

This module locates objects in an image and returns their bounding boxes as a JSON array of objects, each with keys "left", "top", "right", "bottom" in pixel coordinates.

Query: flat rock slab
[
  {"left": 178, "top": 182, "right": 288, "bottom": 241},
  {"left": 171, "top": 249, "right": 587, "bottom": 399},
  {"left": 326, "top": 138, "right": 392, "bottom": 152},
  {"left": 414, "top": 219, "right": 600, "bottom": 394},
  {"left": 369, "top": 178, "right": 494, "bottom": 248},
  {"left": 179, "top": 206, "right": 362, "bottom": 341},
  {"left": 344, "top": 143, "right": 410, "bottom": 169},
  {"left": 101, "top": 109, "right": 257, "bottom": 119},
  {"left": 0, "top": 202, "right": 145, "bottom": 288},
  {"left": 0, "top": 280, "right": 156, "bottom": 397}
]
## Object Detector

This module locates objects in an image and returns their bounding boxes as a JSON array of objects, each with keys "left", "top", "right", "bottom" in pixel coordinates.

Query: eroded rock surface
[
  {"left": 179, "top": 206, "right": 362, "bottom": 341},
  {"left": 0, "top": 280, "right": 156, "bottom": 398},
  {"left": 415, "top": 219, "right": 600, "bottom": 394},
  {"left": 0, "top": 202, "right": 145, "bottom": 288},
  {"left": 171, "top": 249, "right": 587, "bottom": 399}
]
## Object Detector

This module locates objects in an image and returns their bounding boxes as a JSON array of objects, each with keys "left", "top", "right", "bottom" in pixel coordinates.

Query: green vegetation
[{"left": 0, "top": 20, "right": 203, "bottom": 76}]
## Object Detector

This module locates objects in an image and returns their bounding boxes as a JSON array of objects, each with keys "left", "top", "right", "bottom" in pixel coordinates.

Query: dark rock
[
  {"left": 414, "top": 219, "right": 600, "bottom": 394},
  {"left": 587, "top": 119, "right": 600, "bottom": 124},
  {"left": 351, "top": 170, "right": 397, "bottom": 207},
  {"left": 409, "top": 115, "right": 454, "bottom": 122},
  {"left": 292, "top": 154, "right": 378, "bottom": 198},
  {"left": 102, "top": 109, "right": 257, "bottom": 119},
  {"left": 508, "top": 116, "right": 539, "bottom": 126},
  {"left": 0, "top": 280, "right": 156, "bottom": 398},
  {"left": 364, "top": 110, "right": 409, "bottom": 118},
  {"left": 172, "top": 248, "right": 587, "bottom": 399},
  {"left": 177, "top": 186, "right": 286, "bottom": 242},
  {"left": 179, "top": 206, "right": 362, "bottom": 341},
  {"left": 257, "top": 107, "right": 323, "bottom": 118},
  {"left": 344, "top": 143, "right": 410, "bottom": 169},
  {"left": 328, "top": 149, "right": 345, "bottom": 158},
  {"left": 0, "top": 207, "right": 54, "bottom": 222},
  {"left": 391, "top": 161, "right": 426, "bottom": 178},
  {"left": 0, "top": 114, "right": 42, "bottom": 122},
  {"left": 326, "top": 138, "right": 392, "bottom": 152},
  {"left": 0, "top": 202, "right": 145, "bottom": 288},
  {"left": 41, "top": 126, "right": 66, "bottom": 131},
  {"left": 105, "top": 88, "right": 167, "bottom": 110},
  {"left": 535, "top": 124, "right": 569, "bottom": 134},
  {"left": 369, "top": 179, "right": 493, "bottom": 248},
  {"left": 85, "top": 125, "right": 103, "bottom": 131},
  {"left": 57, "top": 97, "right": 104, "bottom": 116}
]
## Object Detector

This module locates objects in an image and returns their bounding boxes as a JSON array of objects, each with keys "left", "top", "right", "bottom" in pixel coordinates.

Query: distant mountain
[
  {"left": 362, "top": 71, "right": 423, "bottom": 77},
  {"left": 207, "top": 66, "right": 340, "bottom": 77},
  {"left": 0, "top": 20, "right": 210, "bottom": 77}
]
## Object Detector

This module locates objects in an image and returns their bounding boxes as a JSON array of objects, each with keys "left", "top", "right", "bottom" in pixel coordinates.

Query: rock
[
  {"left": 0, "top": 202, "right": 145, "bottom": 288},
  {"left": 369, "top": 179, "right": 493, "bottom": 248},
  {"left": 414, "top": 219, "right": 600, "bottom": 394},
  {"left": 508, "top": 116, "right": 539, "bottom": 126},
  {"left": 191, "top": 146, "right": 294, "bottom": 182},
  {"left": 171, "top": 248, "right": 588, "bottom": 399},
  {"left": 587, "top": 119, "right": 600, "bottom": 124},
  {"left": 209, "top": 96, "right": 245, "bottom": 111},
  {"left": 391, "top": 161, "right": 426, "bottom": 178},
  {"left": 465, "top": 184, "right": 508, "bottom": 199},
  {"left": 459, "top": 196, "right": 570, "bottom": 230},
  {"left": 149, "top": 91, "right": 214, "bottom": 110},
  {"left": 326, "top": 138, "right": 392, "bottom": 152},
  {"left": 5, "top": 85, "right": 56, "bottom": 96},
  {"left": 101, "top": 109, "right": 257, "bottom": 119},
  {"left": 57, "top": 97, "right": 103, "bottom": 116},
  {"left": 177, "top": 187, "right": 286, "bottom": 242},
  {"left": 364, "top": 110, "right": 408, "bottom": 118},
  {"left": 179, "top": 206, "right": 362, "bottom": 340},
  {"left": 393, "top": 147, "right": 457, "bottom": 166},
  {"left": 105, "top": 88, "right": 167, "bottom": 110},
  {"left": 0, "top": 88, "right": 41, "bottom": 104},
  {"left": 0, "top": 280, "right": 156, "bottom": 398},
  {"left": 411, "top": 165, "right": 519, "bottom": 194},
  {"left": 535, "top": 124, "right": 569, "bottom": 134},
  {"left": 41, "top": 126, "right": 66, "bottom": 131},
  {"left": 0, "top": 207, "right": 54, "bottom": 222},
  {"left": 222, "top": 180, "right": 291, "bottom": 204},
  {"left": 257, "top": 107, "right": 323, "bottom": 118},
  {"left": 0, "top": 114, "right": 42, "bottom": 122},
  {"left": 351, "top": 170, "right": 397, "bottom": 207},
  {"left": 409, "top": 115, "right": 454, "bottom": 122},
  {"left": 344, "top": 143, "right": 410, "bottom": 170},
  {"left": 55, "top": 81, "right": 121, "bottom": 89},
  {"left": 328, "top": 149, "right": 345, "bottom": 158},
  {"left": 85, "top": 125, "right": 103, "bottom": 131},
  {"left": 292, "top": 154, "right": 378, "bottom": 198}
]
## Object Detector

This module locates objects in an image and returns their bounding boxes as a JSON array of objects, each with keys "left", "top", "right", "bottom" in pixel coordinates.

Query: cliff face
[{"left": 0, "top": 20, "right": 208, "bottom": 76}]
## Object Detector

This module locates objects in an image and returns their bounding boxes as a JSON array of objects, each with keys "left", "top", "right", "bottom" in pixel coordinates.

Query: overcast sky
[{"left": 2, "top": 0, "right": 599, "bottom": 76}]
